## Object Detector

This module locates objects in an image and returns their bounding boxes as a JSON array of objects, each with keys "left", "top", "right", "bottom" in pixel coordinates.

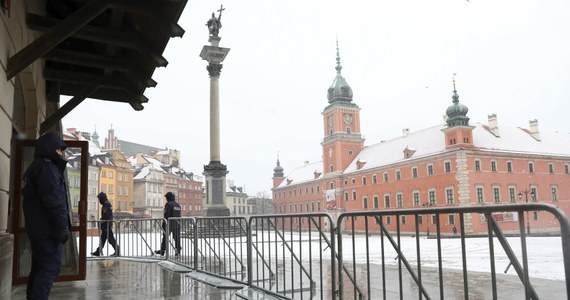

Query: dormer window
[
  {"left": 356, "top": 160, "right": 366, "bottom": 170},
  {"left": 403, "top": 146, "right": 416, "bottom": 159}
]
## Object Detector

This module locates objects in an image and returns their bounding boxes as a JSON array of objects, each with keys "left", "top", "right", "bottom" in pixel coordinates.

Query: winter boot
[{"left": 111, "top": 246, "right": 120, "bottom": 257}]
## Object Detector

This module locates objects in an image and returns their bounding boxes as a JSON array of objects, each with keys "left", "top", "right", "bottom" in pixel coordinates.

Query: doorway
[{"left": 11, "top": 139, "right": 88, "bottom": 284}]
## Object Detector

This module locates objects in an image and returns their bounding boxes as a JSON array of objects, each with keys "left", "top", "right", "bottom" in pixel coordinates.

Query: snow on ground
[{"left": 85, "top": 233, "right": 567, "bottom": 281}]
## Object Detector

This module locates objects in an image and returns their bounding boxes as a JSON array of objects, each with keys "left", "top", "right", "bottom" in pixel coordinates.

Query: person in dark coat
[
  {"left": 22, "top": 132, "right": 71, "bottom": 300},
  {"left": 155, "top": 192, "right": 181, "bottom": 256},
  {"left": 91, "top": 192, "right": 119, "bottom": 256}
]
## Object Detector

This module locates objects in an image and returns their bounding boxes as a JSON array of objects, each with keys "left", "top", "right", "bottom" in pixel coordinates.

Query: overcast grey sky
[{"left": 62, "top": 0, "right": 570, "bottom": 196}]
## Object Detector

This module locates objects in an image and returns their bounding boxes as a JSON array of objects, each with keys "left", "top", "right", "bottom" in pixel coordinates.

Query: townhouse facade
[
  {"left": 226, "top": 181, "right": 250, "bottom": 217},
  {"left": 177, "top": 172, "right": 204, "bottom": 217},
  {"left": 107, "top": 150, "right": 134, "bottom": 216}
]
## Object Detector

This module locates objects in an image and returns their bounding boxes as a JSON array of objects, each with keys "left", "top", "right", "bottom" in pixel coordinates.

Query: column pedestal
[{"left": 203, "top": 161, "right": 230, "bottom": 216}]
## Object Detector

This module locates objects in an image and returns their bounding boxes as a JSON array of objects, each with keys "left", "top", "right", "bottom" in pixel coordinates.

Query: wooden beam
[
  {"left": 40, "top": 85, "right": 98, "bottom": 134},
  {"left": 43, "top": 69, "right": 141, "bottom": 91},
  {"left": 111, "top": 0, "right": 185, "bottom": 37},
  {"left": 44, "top": 49, "right": 131, "bottom": 71},
  {"left": 6, "top": 0, "right": 111, "bottom": 80},
  {"left": 26, "top": 13, "right": 167, "bottom": 67}
]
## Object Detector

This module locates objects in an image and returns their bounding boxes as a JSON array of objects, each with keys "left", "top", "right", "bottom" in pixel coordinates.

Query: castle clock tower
[{"left": 321, "top": 42, "right": 365, "bottom": 178}]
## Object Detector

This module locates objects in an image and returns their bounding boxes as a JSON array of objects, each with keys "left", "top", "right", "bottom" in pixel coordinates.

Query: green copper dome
[
  {"left": 273, "top": 159, "right": 284, "bottom": 177},
  {"left": 445, "top": 81, "right": 470, "bottom": 127},
  {"left": 327, "top": 41, "right": 353, "bottom": 103}
]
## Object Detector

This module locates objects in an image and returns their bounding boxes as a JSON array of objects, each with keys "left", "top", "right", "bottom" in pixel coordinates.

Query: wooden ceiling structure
[{"left": 6, "top": 0, "right": 188, "bottom": 133}]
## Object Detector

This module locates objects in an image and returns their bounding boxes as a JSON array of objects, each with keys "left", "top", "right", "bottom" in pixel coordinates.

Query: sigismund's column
[{"left": 200, "top": 6, "right": 230, "bottom": 216}]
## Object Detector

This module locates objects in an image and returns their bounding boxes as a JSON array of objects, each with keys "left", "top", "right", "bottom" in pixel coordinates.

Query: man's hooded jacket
[
  {"left": 22, "top": 132, "right": 71, "bottom": 242},
  {"left": 97, "top": 192, "right": 113, "bottom": 229},
  {"left": 163, "top": 192, "right": 181, "bottom": 229}
]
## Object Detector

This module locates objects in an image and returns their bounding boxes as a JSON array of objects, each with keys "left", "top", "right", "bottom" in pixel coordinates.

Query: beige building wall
[{"left": 1, "top": 2, "right": 63, "bottom": 298}]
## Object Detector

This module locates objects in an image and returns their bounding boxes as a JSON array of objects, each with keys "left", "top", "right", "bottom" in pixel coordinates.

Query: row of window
[
  {"left": 165, "top": 177, "right": 179, "bottom": 184},
  {"left": 348, "top": 184, "right": 556, "bottom": 210},
  {"left": 475, "top": 159, "right": 570, "bottom": 174},
  {"left": 232, "top": 206, "right": 252, "bottom": 215},
  {"left": 99, "top": 184, "right": 129, "bottom": 196},
  {"left": 276, "top": 158, "right": 570, "bottom": 199},
  {"left": 68, "top": 176, "right": 80, "bottom": 188},
  {"left": 232, "top": 197, "right": 248, "bottom": 204},
  {"left": 346, "top": 188, "right": 447, "bottom": 208},
  {"left": 475, "top": 185, "right": 559, "bottom": 203},
  {"left": 273, "top": 210, "right": 540, "bottom": 228},
  {"left": 146, "top": 197, "right": 163, "bottom": 207},
  {"left": 146, "top": 183, "right": 163, "bottom": 193},
  {"left": 277, "top": 201, "right": 323, "bottom": 214},
  {"left": 183, "top": 204, "right": 202, "bottom": 212},
  {"left": 179, "top": 183, "right": 202, "bottom": 190},
  {"left": 90, "top": 170, "right": 131, "bottom": 181},
  {"left": 275, "top": 185, "right": 321, "bottom": 199}
]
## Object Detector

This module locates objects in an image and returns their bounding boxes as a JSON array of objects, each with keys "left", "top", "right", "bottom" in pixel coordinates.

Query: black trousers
[
  {"left": 27, "top": 236, "right": 63, "bottom": 299},
  {"left": 160, "top": 223, "right": 181, "bottom": 251},
  {"left": 99, "top": 222, "right": 117, "bottom": 250}
]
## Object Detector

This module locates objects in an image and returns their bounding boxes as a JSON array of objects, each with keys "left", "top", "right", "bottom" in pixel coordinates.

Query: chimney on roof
[
  {"left": 529, "top": 119, "right": 541, "bottom": 141},
  {"left": 402, "top": 128, "right": 410, "bottom": 137},
  {"left": 488, "top": 114, "right": 500, "bottom": 137}
]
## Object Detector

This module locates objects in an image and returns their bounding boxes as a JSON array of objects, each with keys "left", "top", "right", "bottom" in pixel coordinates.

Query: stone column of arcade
[{"left": 200, "top": 7, "right": 231, "bottom": 217}]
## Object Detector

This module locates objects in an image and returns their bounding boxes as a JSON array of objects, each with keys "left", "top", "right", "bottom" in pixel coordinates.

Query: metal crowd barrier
[
  {"left": 248, "top": 213, "right": 336, "bottom": 299},
  {"left": 87, "top": 218, "right": 166, "bottom": 259},
  {"left": 86, "top": 203, "right": 570, "bottom": 300},
  {"left": 336, "top": 203, "right": 570, "bottom": 300}
]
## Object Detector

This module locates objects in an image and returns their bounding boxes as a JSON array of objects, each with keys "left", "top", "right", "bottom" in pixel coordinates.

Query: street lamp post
[{"left": 518, "top": 189, "right": 535, "bottom": 235}]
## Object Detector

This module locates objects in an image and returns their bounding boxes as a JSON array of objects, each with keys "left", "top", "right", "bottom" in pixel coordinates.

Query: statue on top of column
[{"left": 206, "top": 5, "right": 225, "bottom": 37}]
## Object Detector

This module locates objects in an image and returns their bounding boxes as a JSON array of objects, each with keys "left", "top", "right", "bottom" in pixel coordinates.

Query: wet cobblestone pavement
[
  {"left": 11, "top": 260, "right": 238, "bottom": 300},
  {"left": 11, "top": 259, "right": 567, "bottom": 299}
]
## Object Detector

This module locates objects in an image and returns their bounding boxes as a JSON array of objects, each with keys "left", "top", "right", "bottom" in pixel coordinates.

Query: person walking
[
  {"left": 22, "top": 132, "right": 71, "bottom": 299},
  {"left": 92, "top": 192, "right": 119, "bottom": 256},
  {"left": 155, "top": 192, "right": 181, "bottom": 256}
]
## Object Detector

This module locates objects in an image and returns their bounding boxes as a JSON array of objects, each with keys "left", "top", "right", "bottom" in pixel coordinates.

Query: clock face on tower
[{"left": 343, "top": 113, "right": 353, "bottom": 124}]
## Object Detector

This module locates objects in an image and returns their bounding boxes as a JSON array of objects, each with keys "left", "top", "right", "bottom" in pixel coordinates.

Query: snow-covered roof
[
  {"left": 346, "top": 122, "right": 570, "bottom": 173},
  {"left": 277, "top": 161, "right": 323, "bottom": 188},
  {"left": 278, "top": 121, "right": 570, "bottom": 185},
  {"left": 133, "top": 165, "right": 150, "bottom": 180},
  {"left": 87, "top": 139, "right": 104, "bottom": 156},
  {"left": 345, "top": 124, "right": 447, "bottom": 173},
  {"left": 127, "top": 156, "right": 137, "bottom": 167},
  {"left": 471, "top": 122, "right": 570, "bottom": 156},
  {"left": 144, "top": 155, "right": 165, "bottom": 170},
  {"left": 225, "top": 179, "right": 243, "bottom": 194}
]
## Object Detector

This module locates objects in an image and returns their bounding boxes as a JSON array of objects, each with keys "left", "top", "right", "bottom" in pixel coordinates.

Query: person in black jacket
[
  {"left": 91, "top": 192, "right": 119, "bottom": 256},
  {"left": 155, "top": 192, "right": 181, "bottom": 256},
  {"left": 22, "top": 132, "right": 71, "bottom": 300}
]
